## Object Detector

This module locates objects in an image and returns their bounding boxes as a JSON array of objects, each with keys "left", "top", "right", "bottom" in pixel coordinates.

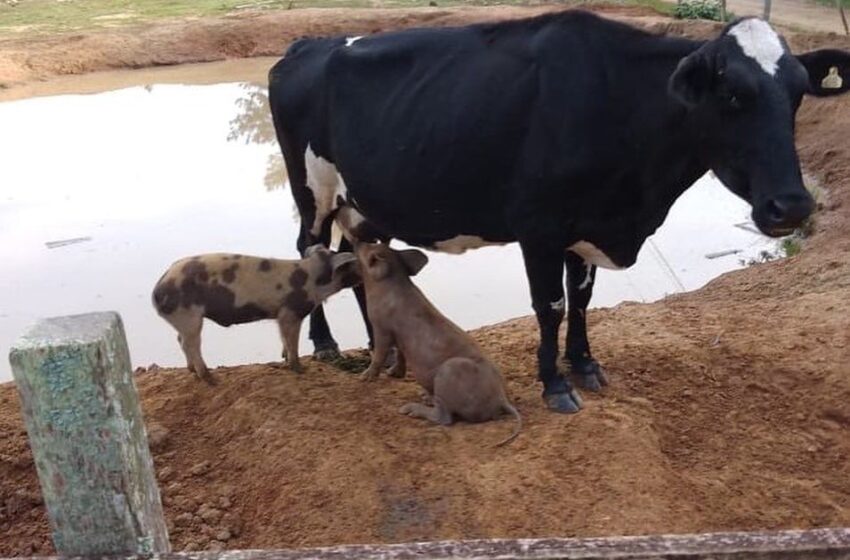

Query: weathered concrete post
[{"left": 8, "top": 312, "right": 170, "bottom": 556}]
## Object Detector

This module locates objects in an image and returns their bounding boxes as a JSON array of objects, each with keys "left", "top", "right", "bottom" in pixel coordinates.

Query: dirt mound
[
  {"left": 2, "top": 281, "right": 849, "bottom": 556},
  {"left": 2, "top": 6, "right": 850, "bottom": 557}
]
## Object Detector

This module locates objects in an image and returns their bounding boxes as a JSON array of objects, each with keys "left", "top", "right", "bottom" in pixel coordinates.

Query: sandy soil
[{"left": 2, "top": 4, "right": 850, "bottom": 557}]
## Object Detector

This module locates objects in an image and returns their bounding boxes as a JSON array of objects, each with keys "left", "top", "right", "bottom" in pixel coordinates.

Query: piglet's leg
[
  {"left": 175, "top": 315, "right": 213, "bottom": 384},
  {"left": 399, "top": 398, "right": 452, "bottom": 425},
  {"left": 361, "top": 329, "right": 392, "bottom": 382},
  {"left": 278, "top": 313, "right": 303, "bottom": 373},
  {"left": 387, "top": 349, "right": 406, "bottom": 379}
]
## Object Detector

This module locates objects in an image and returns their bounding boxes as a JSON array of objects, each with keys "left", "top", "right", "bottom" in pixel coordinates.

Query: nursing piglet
[
  {"left": 356, "top": 242, "right": 521, "bottom": 446},
  {"left": 152, "top": 245, "right": 360, "bottom": 383}
]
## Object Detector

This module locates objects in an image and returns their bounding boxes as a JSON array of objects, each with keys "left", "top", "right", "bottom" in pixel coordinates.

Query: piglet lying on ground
[
  {"left": 357, "top": 242, "right": 521, "bottom": 446},
  {"left": 152, "top": 245, "right": 360, "bottom": 383}
]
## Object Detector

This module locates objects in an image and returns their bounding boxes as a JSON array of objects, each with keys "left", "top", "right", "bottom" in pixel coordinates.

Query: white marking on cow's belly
[
  {"left": 568, "top": 241, "right": 623, "bottom": 270},
  {"left": 432, "top": 235, "right": 507, "bottom": 254},
  {"left": 334, "top": 206, "right": 368, "bottom": 241},
  {"left": 304, "top": 144, "right": 347, "bottom": 236},
  {"left": 728, "top": 19, "right": 784, "bottom": 76},
  {"left": 345, "top": 36, "right": 363, "bottom": 47}
]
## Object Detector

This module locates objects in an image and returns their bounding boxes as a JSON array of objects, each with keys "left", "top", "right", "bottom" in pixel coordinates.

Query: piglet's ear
[
  {"left": 331, "top": 253, "right": 361, "bottom": 287},
  {"left": 797, "top": 49, "right": 850, "bottom": 96},
  {"left": 398, "top": 249, "right": 429, "bottom": 276},
  {"left": 304, "top": 244, "right": 326, "bottom": 257},
  {"left": 669, "top": 53, "right": 712, "bottom": 108}
]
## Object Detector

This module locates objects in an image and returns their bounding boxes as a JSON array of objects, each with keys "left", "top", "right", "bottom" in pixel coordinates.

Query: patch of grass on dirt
[
  {"left": 0, "top": 0, "right": 676, "bottom": 38},
  {"left": 0, "top": 0, "right": 274, "bottom": 36},
  {"left": 813, "top": 0, "right": 850, "bottom": 9},
  {"left": 328, "top": 350, "right": 372, "bottom": 374}
]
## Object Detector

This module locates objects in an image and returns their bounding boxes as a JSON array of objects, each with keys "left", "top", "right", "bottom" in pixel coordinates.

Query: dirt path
[
  {"left": 725, "top": 0, "right": 848, "bottom": 34},
  {"left": 1, "top": 5, "right": 850, "bottom": 557}
]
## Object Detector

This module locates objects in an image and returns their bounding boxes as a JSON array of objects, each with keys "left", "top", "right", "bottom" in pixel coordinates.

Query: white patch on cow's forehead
[
  {"left": 432, "top": 235, "right": 506, "bottom": 254},
  {"left": 304, "top": 144, "right": 348, "bottom": 237},
  {"left": 345, "top": 36, "right": 363, "bottom": 47},
  {"left": 568, "top": 241, "right": 623, "bottom": 270},
  {"left": 728, "top": 19, "right": 784, "bottom": 76}
]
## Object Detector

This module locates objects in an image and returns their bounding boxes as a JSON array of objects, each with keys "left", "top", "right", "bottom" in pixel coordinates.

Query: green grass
[
  {"left": 814, "top": 0, "right": 850, "bottom": 9},
  {"left": 0, "top": 0, "right": 676, "bottom": 37},
  {"left": 328, "top": 350, "right": 372, "bottom": 374},
  {"left": 0, "top": 0, "right": 286, "bottom": 35}
]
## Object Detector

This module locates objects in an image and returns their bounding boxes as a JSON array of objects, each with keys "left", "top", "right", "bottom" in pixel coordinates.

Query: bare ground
[{"left": 2, "top": 5, "right": 850, "bottom": 557}]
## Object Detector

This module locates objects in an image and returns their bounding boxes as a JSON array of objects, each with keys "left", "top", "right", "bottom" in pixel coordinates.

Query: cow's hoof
[
  {"left": 543, "top": 390, "right": 583, "bottom": 414},
  {"left": 313, "top": 344, "right": 341, "bottom": 362},
  {"left": 572, "top": 360, "right": 609, "bottom": 392}
]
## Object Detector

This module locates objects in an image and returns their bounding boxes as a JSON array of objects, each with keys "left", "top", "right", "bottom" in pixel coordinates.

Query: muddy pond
[{"left": 0, "top": 61, "right": 781, "bottom": 382}]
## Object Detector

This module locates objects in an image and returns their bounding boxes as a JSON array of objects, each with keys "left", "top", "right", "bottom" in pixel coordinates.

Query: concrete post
[{"left": 8, "top": 312, "right": 170, "bottom": 556}]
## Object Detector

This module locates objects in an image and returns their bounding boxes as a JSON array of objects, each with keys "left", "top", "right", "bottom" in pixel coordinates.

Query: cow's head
[{"left": 668, "top": 17, "right": 850, "bottom": 237}]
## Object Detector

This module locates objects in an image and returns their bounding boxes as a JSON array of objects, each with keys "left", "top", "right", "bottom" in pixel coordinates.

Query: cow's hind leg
[
  {"left": 520, "top": 242, "right": 582, "bottom": 413},
  {"left": 564, "top": 251, "right": 608, "bottom": 392}
]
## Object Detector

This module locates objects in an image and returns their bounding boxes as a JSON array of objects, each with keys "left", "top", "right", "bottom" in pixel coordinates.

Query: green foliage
[
  {"left": 328, "top": 350, "right": 372, "bottom": 374},
  {"left": 781, "top": 237, "right": 802, "bottom": 258},
  {"left": 672, "top": 0, "right": 725, "bottom": 21}
]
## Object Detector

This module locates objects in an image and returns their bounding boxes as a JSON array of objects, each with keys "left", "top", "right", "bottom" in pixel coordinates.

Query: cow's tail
[{"left": 494, "top": 403, "right": 522, "bottom": 447}]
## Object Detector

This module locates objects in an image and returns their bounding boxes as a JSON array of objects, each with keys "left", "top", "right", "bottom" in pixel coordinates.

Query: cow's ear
[
  {"left": 669, "top": 53, "right": 712, "bottom": 108},
  {"left": 797, "top": 49, "right": 850, "bottom": 96},
  {"left": 398, "top": 249, "right": 429, "bottom": 276}
]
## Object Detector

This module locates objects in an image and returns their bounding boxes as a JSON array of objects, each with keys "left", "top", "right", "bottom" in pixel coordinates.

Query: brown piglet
[
  {"left": 152, "top": 245, "right": 360, "bottom": 383},
  {"left": 357, "top": 242, "right": 521, "bottom": 446}
]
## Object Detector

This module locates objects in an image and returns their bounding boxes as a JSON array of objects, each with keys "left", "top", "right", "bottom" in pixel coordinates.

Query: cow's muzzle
[{"left": 753, "top": 192, "right": 814, "bottom": 238}]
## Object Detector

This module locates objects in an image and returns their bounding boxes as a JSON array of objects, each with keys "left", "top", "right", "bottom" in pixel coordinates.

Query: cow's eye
[{"left": 728, "top": 94, "right": 741, "bottom": 109}]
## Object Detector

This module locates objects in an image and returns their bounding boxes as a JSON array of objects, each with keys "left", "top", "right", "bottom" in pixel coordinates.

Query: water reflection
[
  {"left": 0, "top": 79, "right": 779, "bottom": 383},
  {"left": 227, "top": 83, "right": 288, "bottom": 192}
]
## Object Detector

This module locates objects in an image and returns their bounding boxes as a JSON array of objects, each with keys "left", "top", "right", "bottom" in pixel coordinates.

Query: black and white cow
[{"left": 268, "top": 11, "right": 850, "bottom": 413}]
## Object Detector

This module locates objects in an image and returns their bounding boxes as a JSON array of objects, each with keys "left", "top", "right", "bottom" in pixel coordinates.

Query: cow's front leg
[
  {"left": 565, "top": 251, "right": 608, "bottom": 392},
  {"left": 298, "top": 222, "right": 340, "bottom": 361},
  {"left": 520, "top": 242, "right": 583, "bottom": 414}
]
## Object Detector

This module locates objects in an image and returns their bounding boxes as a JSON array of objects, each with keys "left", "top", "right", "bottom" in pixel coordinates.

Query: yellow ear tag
[{"left": 821, "top": 66, "right": 843, "bottom": 90}]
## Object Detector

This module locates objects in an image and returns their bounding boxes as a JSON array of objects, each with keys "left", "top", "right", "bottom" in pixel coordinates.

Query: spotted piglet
[{"left": 152, "top": 245, "right": 360, "bottom": 383}]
